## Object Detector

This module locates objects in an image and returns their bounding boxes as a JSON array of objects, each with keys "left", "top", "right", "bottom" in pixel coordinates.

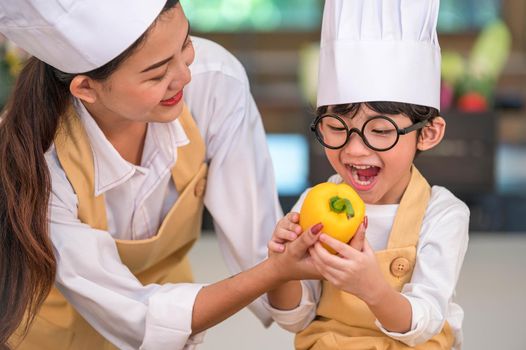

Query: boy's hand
[
  {"left": 268, "top": 212, "right": 303, "bottom": 254},
  {"left": 309, "top": 219, "right": 388, "bottom": 304}
]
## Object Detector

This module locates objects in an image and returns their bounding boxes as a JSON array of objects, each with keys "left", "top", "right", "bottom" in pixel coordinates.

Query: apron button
[
  {"left": 390, "top": 257, "right": 411, "bottom": 278},
  {"left": 194, "top": 178, "right": 206, "bottom": 197}
]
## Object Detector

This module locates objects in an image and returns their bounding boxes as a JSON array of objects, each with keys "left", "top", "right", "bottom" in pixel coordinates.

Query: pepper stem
[{"left": 329, "top": 196, "right": 355, "bottom": 220}]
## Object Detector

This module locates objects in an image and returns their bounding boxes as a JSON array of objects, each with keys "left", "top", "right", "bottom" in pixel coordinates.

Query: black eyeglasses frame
[{"left": 310, "top": 113, "right": 429, "bottom": 152}]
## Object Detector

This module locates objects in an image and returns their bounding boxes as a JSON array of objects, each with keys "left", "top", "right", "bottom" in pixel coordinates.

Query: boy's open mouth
[{"left": 348, "top": 164, "right": 380, "bottom": 191}]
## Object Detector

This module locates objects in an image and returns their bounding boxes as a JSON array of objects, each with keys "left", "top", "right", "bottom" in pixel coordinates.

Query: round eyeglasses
[{"left": 311, "top": 114, "right": 429, "bottom": 152}]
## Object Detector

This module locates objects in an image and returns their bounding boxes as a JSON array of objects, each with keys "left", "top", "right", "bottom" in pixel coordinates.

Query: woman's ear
[
  {"left": 69, "top": 75, "right": 98, "bottom": 104},
  {"left": 417, "top": 116, "right": 446, "bottom": 151}
]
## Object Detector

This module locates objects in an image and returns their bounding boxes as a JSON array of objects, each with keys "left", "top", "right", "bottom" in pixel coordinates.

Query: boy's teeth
[
  {"left": 355, "top": 179, "right": 372, "bottom": 186},
  {"left": 350, "top": 166, "right": 374, "bottom": 186}
]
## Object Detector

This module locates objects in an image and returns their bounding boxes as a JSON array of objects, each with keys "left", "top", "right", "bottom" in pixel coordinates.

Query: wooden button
[
  {"left": 390, "top": 257, "right": 411, "bottom": 278},
  {"left": 194, "top": 178, "right": 206, "bottom": 197}
]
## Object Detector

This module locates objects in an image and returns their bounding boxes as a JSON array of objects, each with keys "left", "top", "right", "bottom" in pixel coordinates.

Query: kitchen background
[
  {"left": 176, "top": 0, "right": 526, "bottom": 232},
  {"left": 1, "top": 0, "right": 525, "bottom": 349},
  {"left": 179, "top": 1, "right": 526, "bottom": 349}
]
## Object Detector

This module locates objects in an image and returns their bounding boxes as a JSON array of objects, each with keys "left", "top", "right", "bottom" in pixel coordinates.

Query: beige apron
[
  {"left": 12, "top": 105, "right": 208, "bottom": 350},
  {"left": 296, "top": 167, "right": 454, "bottom": 350}
]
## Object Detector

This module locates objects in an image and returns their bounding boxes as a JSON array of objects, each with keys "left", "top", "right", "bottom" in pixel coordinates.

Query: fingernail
[
  {"left": 311, "top": 223, "right": 323, "bottom": 235},
  {"left": 364, "top": 216, "right": 368, "bottom": 229}
]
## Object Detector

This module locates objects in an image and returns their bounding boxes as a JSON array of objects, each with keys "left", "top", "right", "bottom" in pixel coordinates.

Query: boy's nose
[{"left": 342, "top": 131, "right": 370, "bottom": 156}]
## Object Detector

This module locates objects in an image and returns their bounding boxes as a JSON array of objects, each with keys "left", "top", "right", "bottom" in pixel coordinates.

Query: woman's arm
[
  {"left": 184, "top": 37, "right": 283, "bottom": 324},
  {"left": 191, "top": 225, "right": 322, "bottom": 334},
  {"left": 49, "top": 147, "right": 321, "bottom": 348}
]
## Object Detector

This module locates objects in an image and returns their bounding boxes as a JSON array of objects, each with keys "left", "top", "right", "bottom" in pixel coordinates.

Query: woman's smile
[{"left": 160, "top": 90, "right": 183, "bottom": 106}]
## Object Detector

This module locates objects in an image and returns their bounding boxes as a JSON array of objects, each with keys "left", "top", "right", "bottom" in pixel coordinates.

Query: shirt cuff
[
  {"left": 261, "top": 281, "right": 317, "bottom": 333},
  {"left": 375, "top": 295, "right": 429, "bottom": 346},
  {"left": 140, "top": 283, "right": 206, "bottom": 350},
  {"left": 247, "top": 296, "right": 274, "bottom": 327}
]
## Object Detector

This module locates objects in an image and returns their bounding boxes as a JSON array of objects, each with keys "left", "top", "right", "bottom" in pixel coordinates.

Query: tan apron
[
  {"left": 12, "top": 105, "right": 208, "bottom": 350},
  {"left": 296, "top": 167, "right": 454, "bottom": 350}
]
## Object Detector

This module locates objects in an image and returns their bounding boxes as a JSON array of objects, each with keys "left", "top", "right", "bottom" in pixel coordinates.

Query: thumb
[
  {"left": 348, "top": 223, "right": 366, "bottom": 252},
  {"left": 289, "top": 223, "right": 323, "bottom": 255}
]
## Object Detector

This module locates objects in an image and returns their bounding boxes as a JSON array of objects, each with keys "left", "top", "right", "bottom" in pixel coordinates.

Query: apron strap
[
  {"left": 55, "top": 107, "right": 108, "bottom": 231},
  {"left": 386, "top": 165, "right": 431, "bottom": 250},
  {"left": 171, "top": 104, "right": 206, "bottom": 193},
  {"left": 55, "top": 103, "right": 206, "bottom": 231}
]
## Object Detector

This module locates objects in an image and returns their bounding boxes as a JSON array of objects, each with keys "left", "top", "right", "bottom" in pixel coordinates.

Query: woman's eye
[{"left": 151, "top": 70, "right": 168, "bottom": 81}]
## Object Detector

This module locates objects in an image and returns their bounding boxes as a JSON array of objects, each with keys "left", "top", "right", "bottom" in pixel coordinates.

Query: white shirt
[
  {"left": 46, "top": 37, "right": 282, "bottom": 350},
  {"left": 264, "top": 173, "right": 469, "bottom": 349}
]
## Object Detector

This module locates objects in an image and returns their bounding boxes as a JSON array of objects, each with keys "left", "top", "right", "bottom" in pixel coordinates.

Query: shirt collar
[
  {"left": 142, "top": 116, "right": 190, "bottom": 168},
  {"left": 73, "top": 99, "right": 190, "bottom": 196}
]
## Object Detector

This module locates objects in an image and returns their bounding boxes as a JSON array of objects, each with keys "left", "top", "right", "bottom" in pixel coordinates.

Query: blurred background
[
  {"left": 176, "top": 0, "right": 526, "bottom": 232},
  {"left": 1, "top": 1, "right": 524, "bottom": 230},
  {"left": 176, "top": 1, "right": 526, "bottom": 349},
  {"left": 1, "top": 0, "right": 525, "bottom": 349}
]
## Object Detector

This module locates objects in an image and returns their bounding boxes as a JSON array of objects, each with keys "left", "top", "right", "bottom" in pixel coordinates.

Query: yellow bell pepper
[{"left": 299, "top": 182, "right": 365, "bottom": 253}]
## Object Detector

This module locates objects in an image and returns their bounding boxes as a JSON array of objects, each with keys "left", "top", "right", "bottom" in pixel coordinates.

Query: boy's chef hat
[
  {"left": 0, "top": 0, "right": 167, "bottom": 73},
  {"left": 317, "top": 0, "right": 441, "bottom": 110}
]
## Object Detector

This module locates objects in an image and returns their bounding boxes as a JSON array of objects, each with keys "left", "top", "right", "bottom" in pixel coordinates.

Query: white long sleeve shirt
[
  {"left": 46, "top": 37, "right": 282, "bottom": 350},
  {"left": 264, "top": 173, "right": 469, "bottom": 349}
]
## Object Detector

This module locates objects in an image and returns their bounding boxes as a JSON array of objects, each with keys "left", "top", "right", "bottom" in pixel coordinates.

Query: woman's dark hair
[
  {"left": 0, "top": 0, "right": 179, "bottom": 347},
  {"left": 317, "top": 101, "right": 439, "bottom": 124}
]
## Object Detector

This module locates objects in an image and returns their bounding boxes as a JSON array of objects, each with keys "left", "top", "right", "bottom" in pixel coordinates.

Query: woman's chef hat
[
  {"left": 317, "top": 0, "right": 441, "bottom": 110},
  {"left": 0, "top": 0, "right": 167, "bottom": 73}
]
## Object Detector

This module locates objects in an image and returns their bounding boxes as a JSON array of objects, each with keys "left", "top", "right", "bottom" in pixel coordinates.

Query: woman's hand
[
  {"left": 309, "top": 221, "right": 389, "bottom": 305},
  {"left": 266, "top": 222, "right": 324, "bottom": 311},
  {"left": 268, "top": 212, "right": 303, "bottom": 255},
  {"left": 192, "top": 221, "right": 324, "bottom": 334},
  {"left": 267, "top": 212, "right": 324, "bottom": 281},
  {"left": 269, "top": 222, "right": 324, "bottom": 282}
]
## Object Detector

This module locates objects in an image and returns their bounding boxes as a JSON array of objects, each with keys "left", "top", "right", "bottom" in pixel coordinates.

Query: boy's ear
[
  {"left": 69, "top": 75, "right": 98, "bottom": 104},
  {"left": 417, "top": 116, "right": 446, "bottom": 151}
]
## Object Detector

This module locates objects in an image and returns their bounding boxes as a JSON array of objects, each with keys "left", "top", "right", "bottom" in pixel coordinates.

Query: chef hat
[
  {"left": 0, "top": 0, "right": 167, "bottom": 73},
  {"left": 317, "top": 0, "right": 441, "bottom": 110}
]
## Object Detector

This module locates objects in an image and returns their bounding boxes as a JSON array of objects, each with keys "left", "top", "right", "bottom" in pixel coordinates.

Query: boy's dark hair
[
  {"left": 317, "top": 101, "right": 439, "bottom": 124},
  {"left": 316, "top": 102, "right": 440, "bottom": 155}
]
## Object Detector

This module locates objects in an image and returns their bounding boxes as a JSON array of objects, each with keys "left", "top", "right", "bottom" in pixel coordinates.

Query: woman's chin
[{"left": 152, "top": 104, "right": 184, "bottom": 123}]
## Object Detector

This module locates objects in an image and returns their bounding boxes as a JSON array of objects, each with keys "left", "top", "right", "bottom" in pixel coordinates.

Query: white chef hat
[
  {"left": 317, "top": 0, "right": 441, "bottom": 110},
  {"left": 0, "top": 0, "right": 167, "bottom": 73}
]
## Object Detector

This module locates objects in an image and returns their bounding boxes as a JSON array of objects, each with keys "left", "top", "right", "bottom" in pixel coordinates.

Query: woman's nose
[{"left": 168, "top": 61, "right": 191, "bottom": 91}]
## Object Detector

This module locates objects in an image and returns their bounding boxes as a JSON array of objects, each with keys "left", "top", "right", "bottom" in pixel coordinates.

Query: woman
[{"left": 0, "top": 1, "right": 318, "bottom": 349}]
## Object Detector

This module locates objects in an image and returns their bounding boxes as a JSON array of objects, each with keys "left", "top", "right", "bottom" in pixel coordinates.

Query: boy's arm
[
  {"left": 363, "top": 280, "right": 412, "bottom": 333},
  {"left": 264, "top": 279, "right": 321, "bottom": 333},
  {"left": 267, "top": 281, "right": 303, "bottom": 310},
  {"left": 267, "top": 215, "right": 321, "bottom": 311},
  {"left": 374, "top": 198, "right": 469, "bottom": 345},
  {"left": 265, "top": 220, "right": 323, "bottom": 332}
]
